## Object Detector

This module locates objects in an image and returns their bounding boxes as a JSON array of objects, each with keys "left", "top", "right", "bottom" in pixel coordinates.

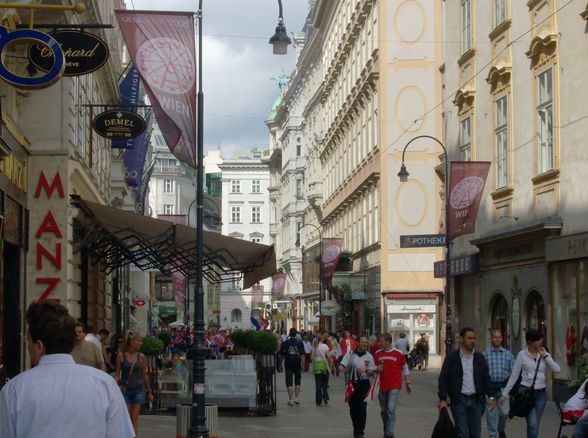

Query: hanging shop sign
[
  {"left": 92, "top": 110, "right": 146, "bottom": 140},
  {"left": 400, "top": 234, "right": 446, "bottom": 248},
  {"left": 0, "top": 26, "right": 65, "bottom": 90},
  {"left": 28, "top": 30, "right": 109, "bottom": 76}
]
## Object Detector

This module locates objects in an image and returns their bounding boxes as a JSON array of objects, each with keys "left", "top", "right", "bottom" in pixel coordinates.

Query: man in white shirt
[{"left": 0, "top": 301, "right": 135, "bottom": 438}]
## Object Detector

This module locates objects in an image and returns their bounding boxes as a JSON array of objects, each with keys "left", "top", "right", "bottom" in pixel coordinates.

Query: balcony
[{"left": 306, "top": 181, "right": 323, "bottom": 206}]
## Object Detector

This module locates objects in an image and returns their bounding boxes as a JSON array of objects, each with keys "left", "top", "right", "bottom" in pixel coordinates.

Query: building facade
[
  {"left": 219, "top": 151, "right": 271, "bottom": 330},
  {"left": 443, "top": 0, "right": 588, "bottom": 393}
]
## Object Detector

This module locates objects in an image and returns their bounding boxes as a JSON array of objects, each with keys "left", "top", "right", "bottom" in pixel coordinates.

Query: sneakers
[
  {"left": 294, "top": 398, "right": 300, "bottom": 405},
  {"left": 288, "top": 400, "right": 294, "bottom": 406},
  {"left": 498, "top": 433, "right": 506, "bottom": 438}
]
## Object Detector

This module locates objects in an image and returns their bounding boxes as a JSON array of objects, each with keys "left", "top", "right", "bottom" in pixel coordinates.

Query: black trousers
[
  {"left": 314, "top": 373, "right": 329, "bottom": 405},
  {"left": 349, "top": 379, "right": 371, "bottom": 435}
]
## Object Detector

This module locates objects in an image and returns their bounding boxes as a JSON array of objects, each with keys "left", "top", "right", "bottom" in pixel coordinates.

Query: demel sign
[{"left": 0, "top": 26, "right": 65, "bottom": 89}]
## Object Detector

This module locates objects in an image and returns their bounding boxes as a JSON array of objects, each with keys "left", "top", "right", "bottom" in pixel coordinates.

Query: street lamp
[
  {"left": 397, "top": 135, "right": 453, "bottom": 354},
  {"left": 269, "top": 0, "right": 292, "bottom": 55},
  {"left": 189, "top": 2, "right": 290, "bottom": 436},
  {"left": 295, "top": 223, "right": 323, "bottom": 333}
]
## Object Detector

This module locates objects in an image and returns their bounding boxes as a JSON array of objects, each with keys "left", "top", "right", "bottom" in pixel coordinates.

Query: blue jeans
[
  {"left": 378, "top": 389, "right": 400, "bottom": 437},
  {"left": 486, "top": 393, "right": 509, "bottom": 437},
  {"left": 525, "top": 388, "right": 546, "bottom": 438},
  {"left": 451, "top": 394, "right": 483, "bottom": 438},
  {"left": 574, "top": 413, "right": 588, "bottom": 438}
]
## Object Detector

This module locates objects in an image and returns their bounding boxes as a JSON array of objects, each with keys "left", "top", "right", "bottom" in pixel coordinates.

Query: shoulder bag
[{"left": 509, "top": 356, "right": 541, "bottom": 418}]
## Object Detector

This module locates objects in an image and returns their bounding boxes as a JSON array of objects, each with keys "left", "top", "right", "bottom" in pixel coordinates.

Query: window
[
  {"left": 495, "top": 95, "right": 509, "bottom": 188},
  {"left": 296, "top": 179, "right": 303, "bottom": 199},
  {"left": 231, "top": 206, "right": 241, "bottom": 223},
  {"left": 296, "top": 143, "right": 302, "bottom": 157},
  {"left": 163, "top": 204, "right": 175, "bottom": 215},
  {"left": 231, "top": 180, "right": 241, "bottom": 193},
  {"left": 461, "top": 0, "right": 472, "bottom": 53},
  {"left": 230, "top": 309, "right": 242, "bottom": 323},
  {"left": 537, "top": 68, "right": 554, "bottom": 173},
  {"left": 251, "top": 180, "right": 260, "bottom": 193},
  {"left": 251, "top": 237, "right": 262, "bottom": 243},
  {"left": 164, "top": 179, "right": 173, "bottom": 193},
  {"left": 251, "top": 206, "right": 261, "bottom": 223},
  {"left": 494, "top": 0, "right": 506, "bottom": 27},
  {"left": 459, "top": 117, "right": 472, "bottom": 161}
]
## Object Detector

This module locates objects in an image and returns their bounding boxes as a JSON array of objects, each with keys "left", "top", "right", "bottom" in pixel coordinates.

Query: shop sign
[
  {"left": 546, "top": 232, "right": 588, "bottom": 262},
  {"left": 0, "top": 27, "right": 65, "bottom": 90},
  {"left": 387, "top": 304, "right": 436, "bottom": 314},
  {"left": 434, "top": 254, "right": 479, "bottom": 278},
  {"left": 29, "top": 30, "right": 109, "bottom": 76},
  {"left": 92, "top": 110, "right": 146, "bottom": 140},
  {"left": 400, "top": 234, "right": 446, "bottom": 248}
]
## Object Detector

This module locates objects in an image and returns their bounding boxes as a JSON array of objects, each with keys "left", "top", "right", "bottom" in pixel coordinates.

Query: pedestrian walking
[
  {"left": 483, "top": 328, "right": 515, "bottom": 438},
  {"left": 116, "top": 332, "right": 154, "bottom": 435},
  {"left": 303, "top": 335, "right": 312, "bottom": 372},
  {"left": 339, "top": 335, "right": 376, "bottom": 438},
  {"left": 279, "top": 327, "right": 305, "bottom": 406},
  {"left": 415, "top": 333, "right": 430, "bottom": 370},
  {"left": 311, "top": 332, "right": 331, "bottom": 405},
  {"left": 438, "top": 327, "right": 495, "bottom": 438},
  {"left": 0, "top": 301, "right": 134, "bottom": 438},
  {"left": 394, "top": 332, "right": 410, "bottom": 358},
  {"left": 71, "top": 322, "right": 106, "bottom": 371},
  {"left": 339, "top": 330, "right": 358, "bottom": 383},
  {"left": 374, "top": 332, "right": 412, "bottom": 438},
  {"left": 499, "top": 329, "right": 560, "bottom": 438}
]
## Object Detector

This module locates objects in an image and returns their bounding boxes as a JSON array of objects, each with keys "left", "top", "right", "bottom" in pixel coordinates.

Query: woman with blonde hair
[
  {"left": 311, "top": 332, "right": 332, "bottom": 406},
  {"left": 116, "top": 331, "right": 154, "bottom": 434}
]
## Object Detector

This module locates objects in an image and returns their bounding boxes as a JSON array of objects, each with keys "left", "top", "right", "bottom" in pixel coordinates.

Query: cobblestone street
[{"left": 141, "top": 367, "right": 563, "bottom": 437}]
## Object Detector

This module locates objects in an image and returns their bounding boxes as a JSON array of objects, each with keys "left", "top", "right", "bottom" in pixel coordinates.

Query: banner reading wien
[
  {"left": 115, "top": 10, "right": 197, "bottom": 168},
  {"left": 448, "top": 161, "right": 491, "bottom": 240},
  {"left": 271, "top": 273, "right": 286, "bottom": 300},
  {"left": 321, "top": 238, "right": 344, "bottom": 281}
]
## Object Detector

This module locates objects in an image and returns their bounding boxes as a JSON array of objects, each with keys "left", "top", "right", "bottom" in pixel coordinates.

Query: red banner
[
  {"left": 448, "top": 161, "right": 491, "bottom": 241},
  {"left": 115, "top": 10, "right": 197, "bottom": 168},
  {"left": 321, "top": 238, "right": 344, "bottom": 281},
  {"left": 271, "top": 273, "right": 286, "bottom": 299},
  {"left": 171, "top": 272, "right": 186, "bottom": 309}
]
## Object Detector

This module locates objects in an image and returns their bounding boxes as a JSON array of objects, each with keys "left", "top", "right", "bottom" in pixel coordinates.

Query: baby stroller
[{"left": 407, "top": 348, "right": 422, "bottom": 370}]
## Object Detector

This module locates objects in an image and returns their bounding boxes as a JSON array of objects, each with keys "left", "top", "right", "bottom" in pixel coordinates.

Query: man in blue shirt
[{"left": 483, "top": 329, "right": 515, "bottom": 438}]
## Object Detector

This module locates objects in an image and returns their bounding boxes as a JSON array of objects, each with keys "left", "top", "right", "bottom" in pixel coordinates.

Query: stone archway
[{"left": 490, "top": 292, "right": 509, "bottom": 348}]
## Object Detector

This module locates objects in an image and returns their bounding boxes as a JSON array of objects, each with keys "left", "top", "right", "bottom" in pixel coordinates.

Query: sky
[{"left": 131, "top": 0, "right": 311, "bottom": 157}]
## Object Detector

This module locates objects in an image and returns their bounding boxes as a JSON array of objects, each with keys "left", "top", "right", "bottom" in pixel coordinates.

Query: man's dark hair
[
  {"left": 98, "top": 328, "right": 110, "bottom": 337},
  {"left": 459, "top": 327, "right": 475, "bottom": 337},
  {"left": 289, "top": 328, "right": 297, "bottom": 338},
  {"left": 525, "top": 329, "right": 542, "bottom": 343},
  {"left": 75, "top": 321, "right": 85, "bottom": 331},
  {"left": 26, "top": 301, "right": 76, "bottom": 354},
  {"left": 381, "top": 333, "right": 392, "bottom": 343},
  {"left": 358, "top": 335, "right": 369, "bottom": 343}
]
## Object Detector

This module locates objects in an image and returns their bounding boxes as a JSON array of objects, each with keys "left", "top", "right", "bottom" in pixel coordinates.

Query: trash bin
[{"left": 176, "top": 404, "right": 218, "bottom": 438}]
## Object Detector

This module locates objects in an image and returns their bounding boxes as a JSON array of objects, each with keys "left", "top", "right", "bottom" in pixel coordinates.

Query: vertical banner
[
  {"left": 115, "top": 10, "right": 197, "bottom": 167},
  {"left": 122, "top": 112, "right": 152, "bottom": 187},
  {"left": 321, "top": 238, "right": 344, "bottom": 281},
  {"left": 448, "top": 161, "right": 491, "bottom": 240},
  {"left": 171, "top": 272, "right": 186, "bottom": 310},
  {"left": 251, "top": 285, "right": 264, "bottom": 307},
  {"left": 112, "top": 66, "right": 141, "bottom": 149},
  {"left": 271, "top": 273, "right": 286, "bottom": 300}
]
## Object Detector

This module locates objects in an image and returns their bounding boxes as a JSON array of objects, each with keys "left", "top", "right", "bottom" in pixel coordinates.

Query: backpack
[{"left": 284, "top": 338, "right": 301, "bottom": 366}]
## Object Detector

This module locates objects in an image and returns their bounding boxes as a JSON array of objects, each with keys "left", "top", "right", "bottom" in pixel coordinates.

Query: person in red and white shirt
[
  {"left": 374, "top": 332, "right": 411, "bottom": 438},
  {"left": 339, "top": 330, "right": 358, "bottom": 383}
]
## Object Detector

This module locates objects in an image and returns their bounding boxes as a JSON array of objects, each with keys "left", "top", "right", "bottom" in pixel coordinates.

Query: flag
[
  {"left": 447, "top": 161, "right": 491, "bottom": 240},
  {"left": 251, "top": 284, "right": 264, "bottom": 307},
  {"left": 321, "top": 238, "right": 344, "bottom": 281},
  {"left": 171, "top": 272, "right": 186, "bottom": 309},
  {"left": 112, "top": 66, "right": 141, "bottom": 149},
  {"left": 115, "top": 10, "right": 197, "bottom": 167},
  {"left": 271, "top": 273, "right": 286, "bottom": 300},
  {"left": 122, "top": 111, "right": 152, "bottom": 187}
]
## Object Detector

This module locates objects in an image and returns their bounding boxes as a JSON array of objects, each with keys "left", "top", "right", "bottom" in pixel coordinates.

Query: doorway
[
  {"left": 490, "top": 293, "right": 509, "bottom": 348},
  {"left": 526, "top": 290, "right": 546, "bottom": 340}
]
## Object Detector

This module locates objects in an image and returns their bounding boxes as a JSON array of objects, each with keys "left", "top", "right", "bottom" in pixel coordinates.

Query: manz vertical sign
[{"left": 34, "top": 171, "right": 65, "bottom": 302}]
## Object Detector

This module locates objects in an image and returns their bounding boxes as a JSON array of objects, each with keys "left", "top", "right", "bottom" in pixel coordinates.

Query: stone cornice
[
  {"left": 457, "top": 48, "right": 476, "bottom": 68},
  {"left": 526, "top": 34, "right": 557, "bottom": 68},
  {"left": 486, "top": 65, "right": 512, "bottom": 94},
  {"left": 452, "top": 88, "right": 476, "bottom": 115},
  {"left": 489, "top": 19, "right": 511, "bottom": 41}
]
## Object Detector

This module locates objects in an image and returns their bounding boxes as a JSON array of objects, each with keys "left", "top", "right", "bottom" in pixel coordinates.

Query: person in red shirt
[
  {"left": 374, "top": 332, "right": 411, "bottom": 438},
  {"left": 339, "top": 330, "right": 358, "bottom": 383}
]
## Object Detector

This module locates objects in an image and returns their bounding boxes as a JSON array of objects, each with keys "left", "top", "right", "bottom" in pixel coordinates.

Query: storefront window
[
  {"left": 386, "top": 300, "right": 437, "bottom": 354},
  {"left": 553, "top": 261, "right": 578, "bottom": 379},
  {"left": 526, "top": 291, "right": 546, "bottom": 339},
  {"left": 490, "top": 293, "right": 508, "bottom": 348}
]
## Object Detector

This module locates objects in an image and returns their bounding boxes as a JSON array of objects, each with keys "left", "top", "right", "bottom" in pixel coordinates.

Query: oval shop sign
[
  {"left": 29, "top": 30, "right": 109, "bottom": 77},
  {"left": 0, "top": 27, "right": 65, "bottom": 90},
  {"left": 92, "top": 110, "right": 146, "bottom": 141}
]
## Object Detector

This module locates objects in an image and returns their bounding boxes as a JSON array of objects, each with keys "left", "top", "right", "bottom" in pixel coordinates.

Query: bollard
[{"left": 176, "top": 404, "right": 218, "bottom": 438}]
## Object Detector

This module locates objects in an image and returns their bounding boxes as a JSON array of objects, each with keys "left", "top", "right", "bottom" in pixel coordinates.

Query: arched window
[
  {"left": 231, "top": 308, "right": 242, "bottom": 323},
  {"left": 526, "top": 291, "right": 546, "bottom": 340},
  {"left": 490, "top": 293, "right": 508, "bottom": 347}
]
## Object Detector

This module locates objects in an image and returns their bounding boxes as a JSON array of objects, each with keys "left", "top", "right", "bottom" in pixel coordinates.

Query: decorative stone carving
[
  {"left": 452, "top": 88, "right": 476, "bottom": 116},
  {"left": 526, "top": 34, "right": 557, "bottom": 69},
  {"left": 486, "top": 65, "right": 512, "bottom": 94}
]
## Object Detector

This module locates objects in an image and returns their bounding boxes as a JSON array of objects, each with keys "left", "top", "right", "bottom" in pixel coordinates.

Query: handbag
[
  {"left": 431, "top": 407, "right": 457, "bottom": 438},
  {"left": 509, "top": 356, "right": 541, "bottom": 418}
]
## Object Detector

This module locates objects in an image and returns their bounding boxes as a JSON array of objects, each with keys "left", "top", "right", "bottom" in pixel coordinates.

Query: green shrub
[
  {"left": 231, "top": 330, "right": 277, "bottom": 354},
  {"left": 158, "top": 332, "right": 171, "bottom": 346},
  {"left": 140, "top": 336, "right": 164, "bottom": 355}
]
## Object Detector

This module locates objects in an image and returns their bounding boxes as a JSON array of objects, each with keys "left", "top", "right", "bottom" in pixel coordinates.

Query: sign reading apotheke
[
  {"left": 400, "top": 234, "right": 446, "bottom": 248},
  {"left": 29, "top": 30, "right": 109, "bottom": 76},
  {"left": 93, "top": 110, "right": 146, "bottom": 140}
]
